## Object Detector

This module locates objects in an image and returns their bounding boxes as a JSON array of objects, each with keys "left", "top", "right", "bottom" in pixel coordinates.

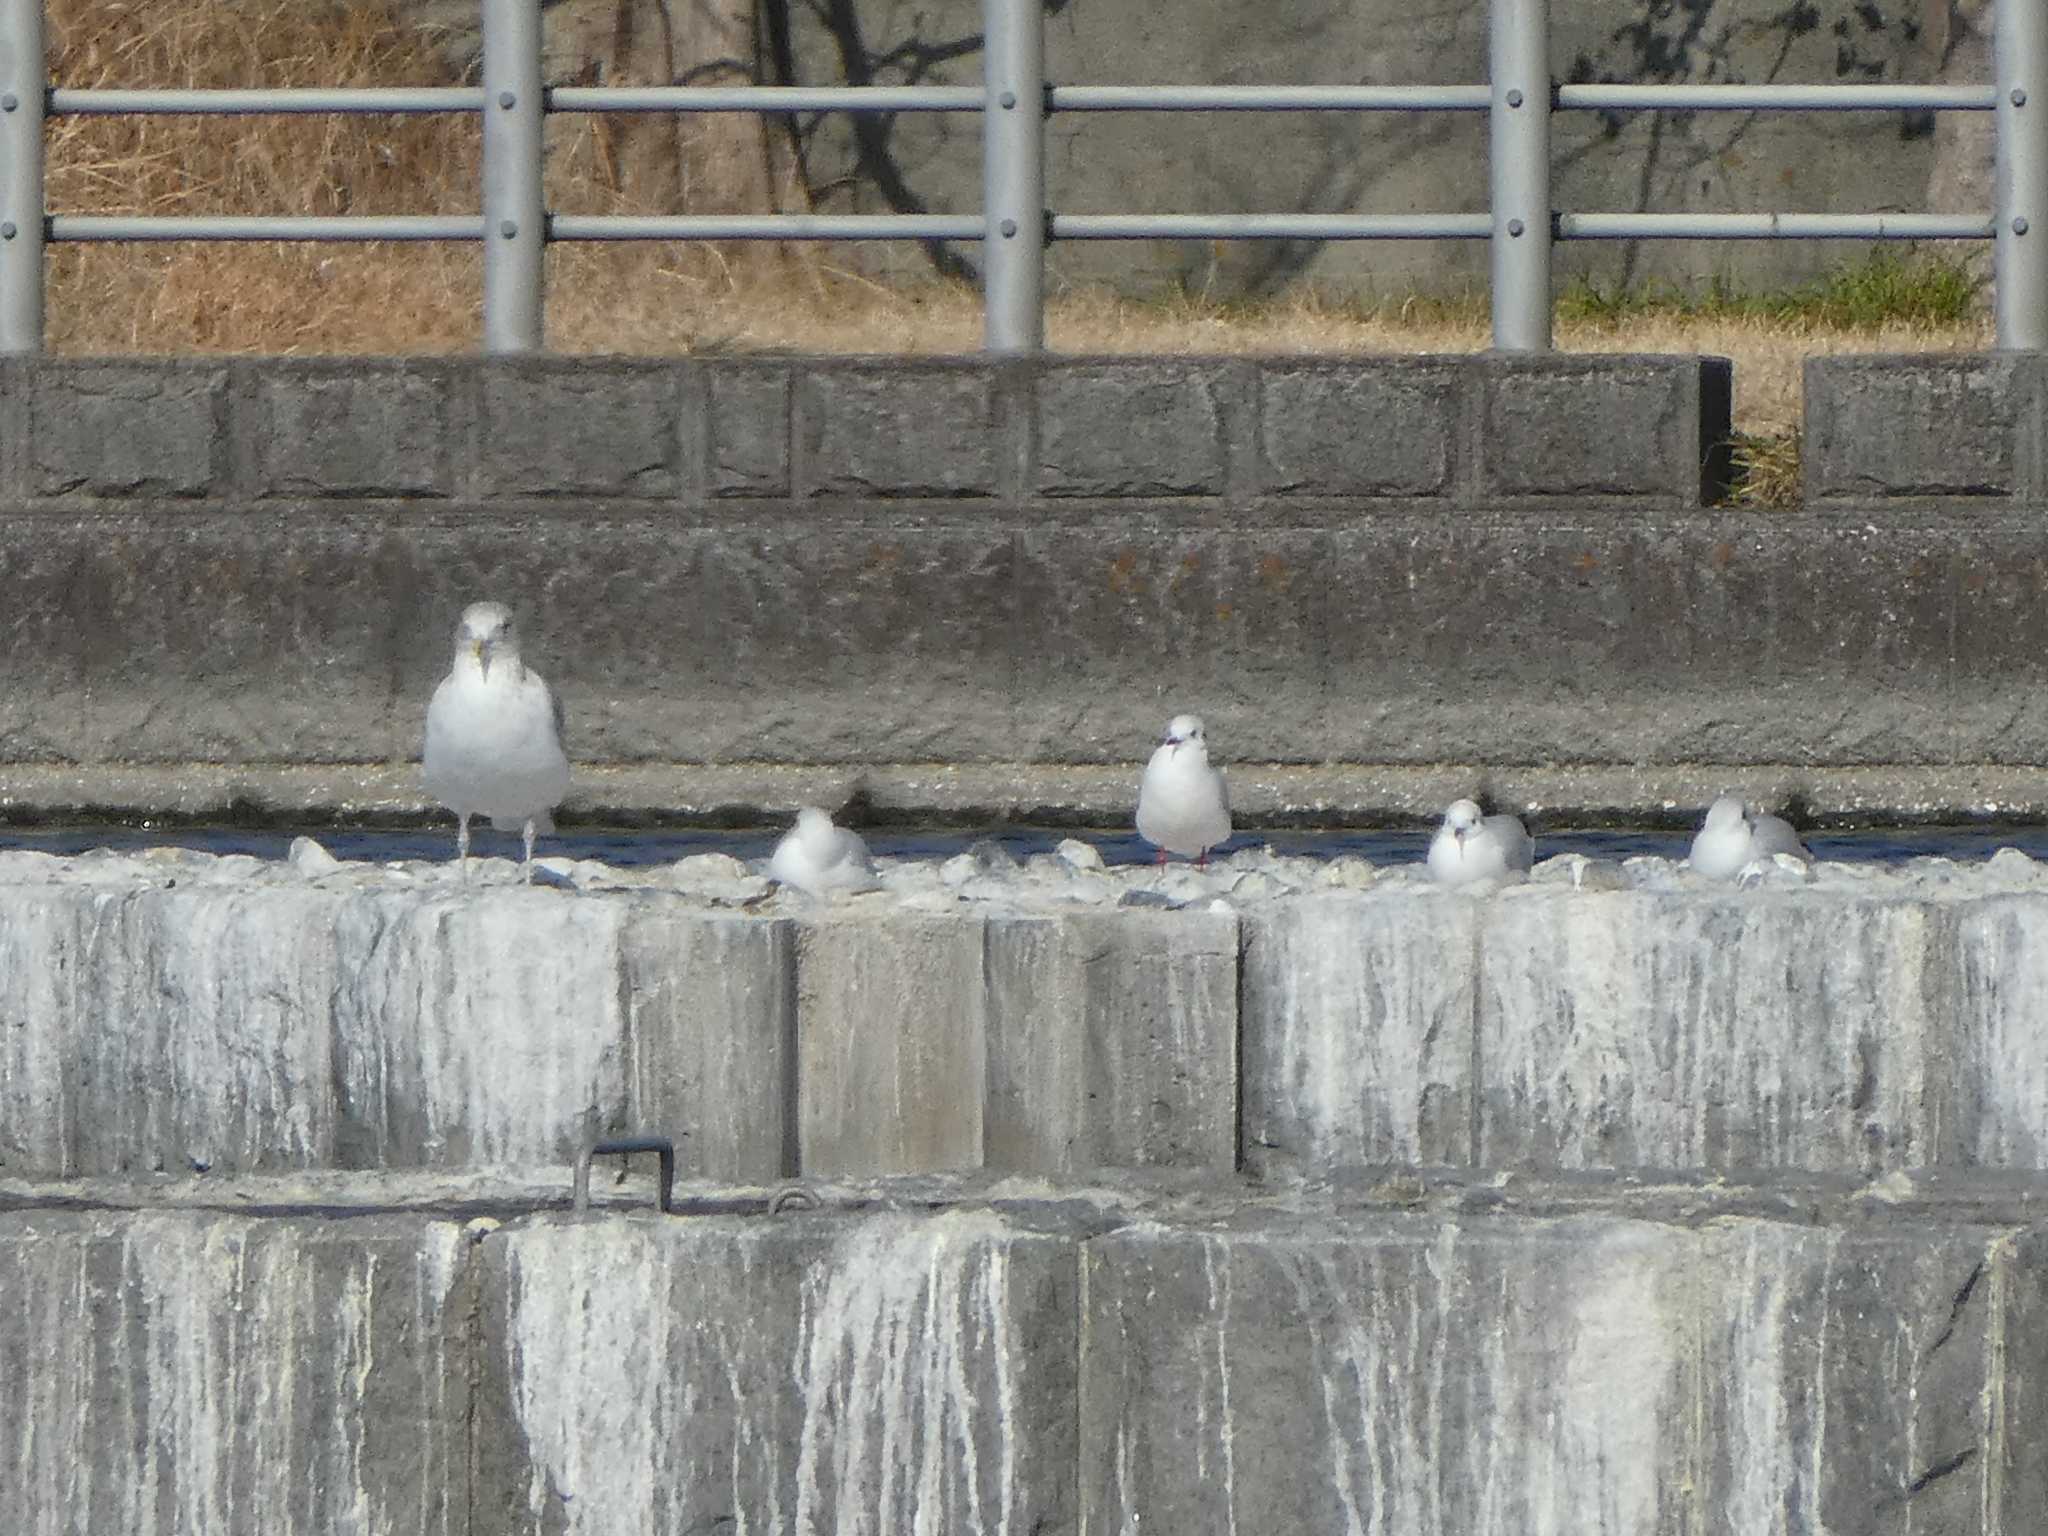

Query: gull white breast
[
  {"left": 1136, "top": 713, "right": 1232, "bottom": 864},
  {"left": 422, "top": 601, "right": 571, "bottom": 878}
]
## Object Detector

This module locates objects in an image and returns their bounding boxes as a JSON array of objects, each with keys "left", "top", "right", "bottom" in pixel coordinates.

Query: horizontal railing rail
[
  {"left": 1553, "top": 83, "right": 2000, "bottom": 112},
  {"left": 49, "top": 87, "right": 488, "bottom": 115},
  {"left": 0, "top": 0, "right": 2038, "bottom": 355},
  {"left": 48, "top": 215, "right": 487, "bottom": 242},
  {"left": 546, "top": 85, "right": 982, "bottom": 113}
]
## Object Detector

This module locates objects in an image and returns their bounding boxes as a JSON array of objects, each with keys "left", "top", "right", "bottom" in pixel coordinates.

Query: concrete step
[
  {"left": 2, "top": 1169, "right": 2041, "bottom": 1535},
  {"left": 8, "top": 852, "right": 2048, "bottom": 1182}
]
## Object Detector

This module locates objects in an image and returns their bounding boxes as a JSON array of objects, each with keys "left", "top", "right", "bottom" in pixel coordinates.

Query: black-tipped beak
[{"left": 476, "top": 637, "right": 494, "bottom": 682}]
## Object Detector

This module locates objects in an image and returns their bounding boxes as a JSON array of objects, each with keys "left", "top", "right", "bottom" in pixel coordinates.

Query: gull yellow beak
[{"left": 471, "top": 637, "right": 491, "bottom": 682}]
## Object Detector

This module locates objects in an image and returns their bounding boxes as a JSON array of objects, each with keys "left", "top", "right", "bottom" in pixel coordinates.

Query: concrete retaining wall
[
  {"left": 2, "top": 1186, "right": 2036, "bottom": 1534},
  {"left": 14, "top": 861, "right": 2048, "bottom": 1183},
  {"left": 9, "top": 339, "right": 2043, "bottom": 1532},
  {"left": 3, "top": 351, "right": 2046, "bottom": 813},
  {"left": 0, "top": 353, "right": 1731, "bottom": 506}
]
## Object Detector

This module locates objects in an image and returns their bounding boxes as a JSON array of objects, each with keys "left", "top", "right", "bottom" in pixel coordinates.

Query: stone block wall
[
  {"left": 13, "top": 875, "right": 2048, "bottom": 1187},
  {"left": 0, "top": 352, "right": 1732, "bottom": 507},
  {"left": 2, "top": 1187, "right": 2037, "bottom": 1534},
  {"left": 14, "top": 349, "right": 2048, "bottom": 796}
]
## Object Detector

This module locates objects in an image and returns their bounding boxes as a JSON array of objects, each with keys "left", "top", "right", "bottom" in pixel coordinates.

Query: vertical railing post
[
  {"left": 1996, "top": 0, "right": 2047, "bottom": 349},
  {"left": 982, "top": 0, "right": 1044, "bottom": 354},
  {"left": 481, "top": 0, "right": 543, "bottom": 353},
  {"left": 0, "top": 0, "right": 44, "bottom": 354},
  {"left": 1489, "top": 0, "right": 1551, "bottom": 351}
]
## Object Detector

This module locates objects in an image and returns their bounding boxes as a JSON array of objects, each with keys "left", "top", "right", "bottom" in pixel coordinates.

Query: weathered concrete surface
[
  {"left": 1241, "top": 881, "right": 1960, "bottom": 1179},
  {"left": 0, "top": 875, "right": 794, "bottom": 1180},
  {"left": 2, "top": 1181, "right": 2036, "bottom": 1535},
  {"left": 72, "top": 885, "right": 340, "bottom": 1176},
  {"left": 0, "top": 354, "right": 1731, "bottom": 509},
  {"left": 795, "top": 905, "right": 1237, "bottom": 1176},
  {"left": 1096, "top": 1216, "right": 1999, "bottom": 1531},
  {"left": 3, "top": 503, "right": 2033, "bottom": 772},
  {"left": 985, "top": 908, "right": 1238, "bottom": 1174},
  {"left": 1235, "top": 869, "right": 2048, "bottom": 1181},
  {"left": 29, "top": 848, "right": 2048, "bottom": 1184},
  {"left": 1476, "top": 887, "right": 1945, "bottom": 1174},
  {"left": 796, "top": 911, "right": 989, "bottom": 1175},
  {"left": 622, "top": 907, "right": 797, "bottom": 1182},
  {"left": 12, "top": 353, "right": 2048, "bottom": 788},
  {"left": 1241, "top": 891, "right": 1478, "bottom": 1174},
  {"left": 0, "top": 1209, "right": 471, "bottom": 1536},
  {"left": 1954, "top": 896, "right": 2048, "bottom": 1170},
  {"left": 0, "top": 855, "right": 1245, "bottom": 1181},
  {"left": 1081, "top": 1218, "right": 1701, "bottom": 1533},
  {"left": 1997, "top": 1223, "right": 2048, "bottom": 1519},
  {"left": 1694, "top": 1222, "right": 1996, "bottom": 1533},
  {"left": 1082, "top": 1210, "right": 2005, "bottom": 1535},
  {"left": 1806, "top": 355, "right": 2048, "bottom": 504},
  {"left": 474, "top": 1210, "right": 1078, "bottom": 1535}
]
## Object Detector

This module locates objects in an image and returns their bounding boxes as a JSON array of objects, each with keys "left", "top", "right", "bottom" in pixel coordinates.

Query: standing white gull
[
  {"left": 1427, "top": 799, "right": 1535, "bottom": 887},
  {"left": 1688, "top": 795, "right": 1811, "bottom": 879},
  {"left": 768, "top": 807, "right": 878, "bottom": 896},
  {"left": 422, "top": 601, "right": 570, "bottom": 880},
  {"left": 1136, "top": 713, "right": 1232, "bottom": 866}
]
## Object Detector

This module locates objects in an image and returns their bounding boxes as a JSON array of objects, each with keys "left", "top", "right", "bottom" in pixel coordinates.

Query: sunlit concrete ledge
[{"left": 11, "top": 845, "right": 2048, "bottom": 1183}]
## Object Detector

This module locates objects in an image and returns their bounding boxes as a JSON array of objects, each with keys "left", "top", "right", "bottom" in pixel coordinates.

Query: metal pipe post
[
  {"left": 1489, "top": 0, "right": 1551, "bottom": 351},
  {"left": 481, "top": 0, "right": 544, "bottom": 353},
  {"left": 1996, "top": 0, "right": 2048, "bottom": 349},
  {"left": 981, "top": 0, "right": 1044, "bottom": 354},
  {"left": 0, "top": 0, "right": 44, "bottom": 353}
]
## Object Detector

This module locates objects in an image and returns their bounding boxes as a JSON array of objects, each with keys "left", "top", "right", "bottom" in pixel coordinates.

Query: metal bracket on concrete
[{"left": 572, "top": 1134, "right": 675, "bottom": 1214}]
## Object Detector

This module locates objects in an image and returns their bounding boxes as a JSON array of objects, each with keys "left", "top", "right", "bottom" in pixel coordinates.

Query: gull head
[
  {"left": 794, "top": 806, "right": 837, "bottom": 847},
  {"left": 1162, "top": 713, "right": 1208, "bottom": 755},
  {"left": 1444, "top": 798, "right": 1484, "bottom": 845},
  {"left": 1704, "top": 795, "right": 1746, "bottom": 832},
  {"left": 456, "top": 601, "right": 517, "bottom": 681}
]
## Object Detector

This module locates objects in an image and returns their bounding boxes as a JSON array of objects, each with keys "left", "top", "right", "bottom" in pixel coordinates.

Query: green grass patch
[
  {"left": 1558, "top": 248, "right": 1984, "bottom": 330},
  {"left": 1138, "top": 278, "right": 1494, "bottom": 330}
]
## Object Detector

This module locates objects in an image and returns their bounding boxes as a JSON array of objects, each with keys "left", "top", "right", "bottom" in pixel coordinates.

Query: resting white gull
[
  {"left": 769, "top": 806, "right": 879, "bottom": 896},
  {"left": 1427, "top": 798, "right": 1535, "bottom": 888},
  {"left": 1689, "top": 795, "right": 1811, "bottom": 879}
]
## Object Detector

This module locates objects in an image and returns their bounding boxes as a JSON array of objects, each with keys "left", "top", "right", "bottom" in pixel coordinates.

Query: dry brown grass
[
  {"left": 1729, "top": 427, "right": 1804, "bottom": 509},
  {"left": 46, "top": 0, "right": 1991, "bottom": 452}
]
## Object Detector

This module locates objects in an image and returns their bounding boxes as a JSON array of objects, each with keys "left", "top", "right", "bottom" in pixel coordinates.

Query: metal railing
[{"left": 0, "top": 0, "right": 2039, "bottom": 355}]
